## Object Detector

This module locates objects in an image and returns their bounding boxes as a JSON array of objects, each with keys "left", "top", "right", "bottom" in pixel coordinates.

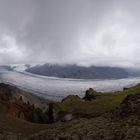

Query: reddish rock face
[
  {"left": 8, "top": 102, "right": 28, "bottom": 120},
  {"left": 0, "top": 83, "right": 49, "bottom": 124}
]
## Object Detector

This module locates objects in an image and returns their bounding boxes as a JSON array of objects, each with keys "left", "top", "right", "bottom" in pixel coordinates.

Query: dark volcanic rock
[
  {"left": 115, "top": 93, "right": 140, "bottom": 117},
  {"left": 83, "top": 88, "right": 96, "bottom": 101},
  {"left": 48, "top": 103, "right": 54, "bottom": 123},
  {"left": 114, "top": 93, "right": 140, "bottom": 117},
  {"left": 0, "top": 83, "right": 12, "bottom": 101}
]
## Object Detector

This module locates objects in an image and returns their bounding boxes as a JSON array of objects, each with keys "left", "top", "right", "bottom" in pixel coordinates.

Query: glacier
[{"left": 0, "top": 69, "right": 140, "bottom": 101}]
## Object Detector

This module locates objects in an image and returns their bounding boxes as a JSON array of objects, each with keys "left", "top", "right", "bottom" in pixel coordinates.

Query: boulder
[
  {"left": 62, "top": 114, "right": 73, "bottom": 122},
  {"left": 83, "top": 88, "right": 96, "bottom": 101}
]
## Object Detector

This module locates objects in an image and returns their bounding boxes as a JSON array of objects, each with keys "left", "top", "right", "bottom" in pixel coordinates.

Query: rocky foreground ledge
[
  {"left": 25, "top": 85, "right": 140, "bottom": 140},
  {"left": 0, "top": 83, "right": 98, "bottom": 124},
  {"left": 0, "top": 83, "right": 140, "bottom": 139}
]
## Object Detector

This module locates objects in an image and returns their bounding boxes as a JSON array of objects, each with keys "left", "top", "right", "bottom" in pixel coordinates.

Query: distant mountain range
[{"left": 25, "top": 63, "right": 140, "bottom": 79}]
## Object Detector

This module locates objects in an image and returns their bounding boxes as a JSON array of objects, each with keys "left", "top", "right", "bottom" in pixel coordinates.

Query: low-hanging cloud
[{"left": 0, "top": 0, "right": 140, "bottom": 68}]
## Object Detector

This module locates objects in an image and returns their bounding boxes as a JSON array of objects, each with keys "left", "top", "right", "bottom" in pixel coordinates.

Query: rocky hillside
[
  {"left": 0, "top": 83, "right": 140, "bottom": 139},
  {"left": 25, "top": 86, "right": 140, "bottom": 140},
  {"left": 114, "top": 92, "right": 140, "bottom": 118},
  {"left": 0, "top": 83, "right": 49, "bottom": 123}
]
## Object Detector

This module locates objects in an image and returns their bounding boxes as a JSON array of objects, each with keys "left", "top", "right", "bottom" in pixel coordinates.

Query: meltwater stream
[{"left": 0, "top": 70, "right": 140, "bottom": 101}]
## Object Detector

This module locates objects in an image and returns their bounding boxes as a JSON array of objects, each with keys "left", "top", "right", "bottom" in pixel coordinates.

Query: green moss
[
  {"left": 53, "top": 102, "right": 72, "bottom": 112},
  {"left": 52, "top": 84, "right": 140, "bottom": 117},
  {"left": 62, "top": 95, "right": 80, "bottom": 102}
]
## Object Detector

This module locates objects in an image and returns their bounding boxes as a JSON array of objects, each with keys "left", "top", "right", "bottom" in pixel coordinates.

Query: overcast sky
[{"left": 0, "top": 0, "right": 140, "bottom": 67}]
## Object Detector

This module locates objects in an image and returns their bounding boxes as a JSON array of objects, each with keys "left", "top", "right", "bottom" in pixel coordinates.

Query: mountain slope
[
  {"left": 0, "top": 83, "right": 49, "bottom": 123},
  {"left": 26, "top": 64, "right": 130, "bottom": 79}
]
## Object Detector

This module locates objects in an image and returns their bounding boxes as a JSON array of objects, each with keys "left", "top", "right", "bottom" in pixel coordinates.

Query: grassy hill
[
  {"left": 26, "top": 85, "right": 140, "bottom": 140},
  {"left": 51, "top": 84, "right": 140, "bottom": 119}
]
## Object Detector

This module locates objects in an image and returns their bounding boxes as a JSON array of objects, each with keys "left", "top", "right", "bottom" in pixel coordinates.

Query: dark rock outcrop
[
  {"left": 114, "top": 93, "right": 140, "bottom": 117},
  {"left": 83, "top": 88, "right": 96, "bottom": 101},
  {"left": 48, "top": 103, "right": 54, "bottom": 123},
  {"left": 0, "top": 83, "right": 12, "bottom": 101}
]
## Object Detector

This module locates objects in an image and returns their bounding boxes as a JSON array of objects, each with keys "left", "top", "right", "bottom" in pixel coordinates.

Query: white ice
[{"left": 0, "top": 69, "right": 140, "bottom": 101}]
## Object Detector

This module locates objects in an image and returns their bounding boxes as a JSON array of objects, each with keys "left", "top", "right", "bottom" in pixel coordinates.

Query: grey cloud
[{"left": 0, "top": 0, "right": 140, "bottom": 68}]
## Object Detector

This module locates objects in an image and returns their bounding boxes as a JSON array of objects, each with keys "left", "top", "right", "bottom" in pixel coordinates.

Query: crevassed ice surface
[{"left": 0, "top": 69, "right": 140, "bottom": 101}]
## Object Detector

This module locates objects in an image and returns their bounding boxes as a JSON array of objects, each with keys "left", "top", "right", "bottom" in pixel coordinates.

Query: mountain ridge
[{"left": 26, "top": 64, "right": 132, "bottom": 79}]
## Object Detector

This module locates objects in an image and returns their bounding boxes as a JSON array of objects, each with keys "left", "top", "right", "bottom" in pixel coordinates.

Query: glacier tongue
[{"left": 0, "top": 70, "right": 140, "bottom": 101}]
